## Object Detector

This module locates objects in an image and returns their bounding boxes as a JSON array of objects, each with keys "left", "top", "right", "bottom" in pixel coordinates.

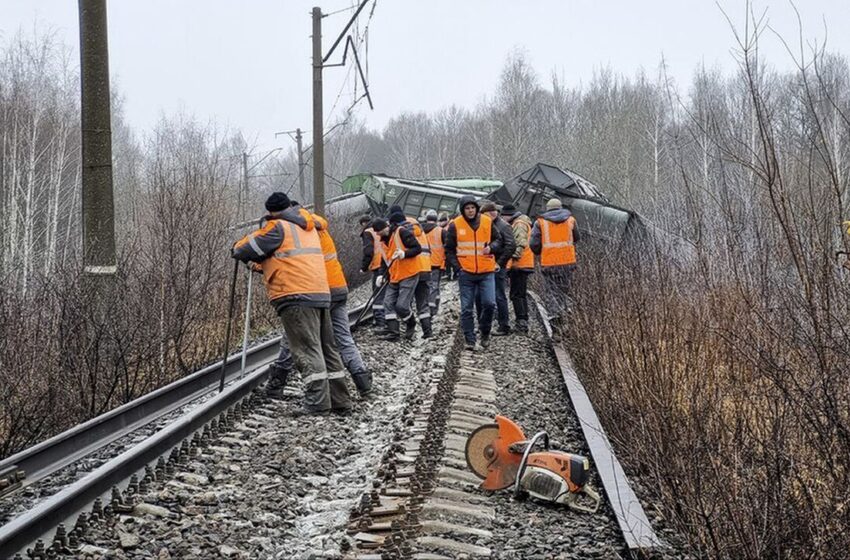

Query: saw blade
[{"left": 465, "top": 424, "right": 500, "bottom": 479}]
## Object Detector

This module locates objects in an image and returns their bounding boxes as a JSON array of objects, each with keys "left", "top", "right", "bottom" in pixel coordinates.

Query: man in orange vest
[
  {"left": 500, "top": 204, "right": 534, "bottom": 334},
  {"left": 360, "top": 215, "right": 388, "bottom": 332},
  {"left": 232, "top": 192, "right": 351, "bottom": 415},
  {"left": 378, "top": 206, "right": 432, "bottom": 341},
  {"left": 310, "top": 209, "right": 372, "bottom": 397},
  {"left": 445, "top": 196, "right": 503, "bottom": 351},
  {"left": 530, "top": 197, "right": 580, "bottom": 319},
  {"left": 422, "top": 209, "right": 446, "bottom": 316}
]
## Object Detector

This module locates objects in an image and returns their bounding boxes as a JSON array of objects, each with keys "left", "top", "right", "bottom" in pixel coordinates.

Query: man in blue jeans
[{"left": 445, "top": 196, "right": 503, "bottom": 351}]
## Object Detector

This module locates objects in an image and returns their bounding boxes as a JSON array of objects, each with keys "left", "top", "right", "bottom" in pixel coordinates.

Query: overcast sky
[{"left": 3, "top": 1, "right": 849, "bottom": 151}]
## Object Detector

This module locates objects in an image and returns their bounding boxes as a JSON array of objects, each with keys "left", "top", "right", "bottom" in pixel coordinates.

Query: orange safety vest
[
  {"left": 312, "top": 213, "right": 348, "bottom": 300},
  {"left": 387, "top": 222, "right": 427, "bottom": 284},
  {"left": 407, "top": 218, "right": 432, "bottom": 274},
  {"left": 234, "top": 217, "right": 329, "bottom": 305},
  {"left": 452, "top": 214, "right": 496, "bottom": 274},
  {"left": 364, "top": 227, "right": 386, "bottom": 271},
  {"left": 538, "top": 215, "right": 577, "bottom": 267},
  {"left": 427, "top": 225, "right": 445, "bottom": 270}
]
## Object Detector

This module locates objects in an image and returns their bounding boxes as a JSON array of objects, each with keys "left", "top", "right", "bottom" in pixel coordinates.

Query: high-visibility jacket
[
  {"left": 387, "top": 222, "right": 427, "bottom": 283},
  {"left": 452, "top": 214, "right": 496, "bottom": 274},
  {"left": 364, "top": 227, "right": 386, "bottom": 271},
  {"left": 234, "top": 216, "right": 329, "bottom": 306},
  {"left": 407, "top": 217, "right": 432, "bottom": 274},
  {"left": 427, "top": 226, "right": 445, "bottom": 270},
  {"left": 312, "top": 213, "right": 348, "bottom": 301},
  {"left": 508, "top": 219, "right": 534, "bottom": 271},
  {"left": 537, "top": 215, "right": 577, "bottom": 267}
]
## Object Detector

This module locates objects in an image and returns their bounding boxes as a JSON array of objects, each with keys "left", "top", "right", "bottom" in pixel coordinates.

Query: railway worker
[
  {"left": 479, "top": 201, "right": 516, "bottom": 336},
  {"left": 500, "top": 204, "right": 534, "bottom": 335},
  {"left": 422, "top": 209, "right": 446, "bottom": 316},
  {"left": 530, "top": 197, "right": 580, "bottom": 320},
  {"left": 232, "top": 192, "right": 351, "bottom": 416},
  {"left": 445, "top": 196, "right": 503, "bottom": 351},
  {"left": 377, "top": 207, "right": 432, "bottom": 341},
  {"left": 311, "top": 210, "right": 373, "bottom": 397},
  {"left": 360, "top": 215, "right": 388, "bottom": 333}
]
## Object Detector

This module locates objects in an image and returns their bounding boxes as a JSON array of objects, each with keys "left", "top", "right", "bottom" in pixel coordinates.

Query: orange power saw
[{"left": 464, "top": 415, "right": 601, "bottom": 514}]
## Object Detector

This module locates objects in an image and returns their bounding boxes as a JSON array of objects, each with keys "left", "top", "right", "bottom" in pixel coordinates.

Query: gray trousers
[
  {"left": 384, "top": 273, "right": 430, "bottom": 322},
  {"left": 428, "top": 268, "right": 442, "bottom": 316},
  {"left": 329, "top": 298, "right": 371, "bottom": 394},
  {"left": 542, "top": 265, "right": 575, "bottom": 317},
  {"left": 278, "top": 305, "right": 351, "bottom": 413}
]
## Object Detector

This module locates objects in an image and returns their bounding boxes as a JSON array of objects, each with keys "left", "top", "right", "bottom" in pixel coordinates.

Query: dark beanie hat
[
  {"left": 371, "top": 218, "right": 388, "bottom": 231},
  {"left": 388, "top": 204, "right": 403, "bottom": 216},
  {"left": 501, "top": 203, "right": 517, "bottom": 216},
  {"left": 389, "top": 210, "right": 406, "bottom": 224},
  {"left": 265, "top": 192, "right": 291, "bottom": 212},
  {"left": 359, "top": 214, "right": 372, "bottom": 225}
]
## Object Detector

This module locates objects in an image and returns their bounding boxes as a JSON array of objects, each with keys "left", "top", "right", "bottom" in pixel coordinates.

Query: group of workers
[{"left": 232, "top": 191, "right": 578, "bottom": 416}]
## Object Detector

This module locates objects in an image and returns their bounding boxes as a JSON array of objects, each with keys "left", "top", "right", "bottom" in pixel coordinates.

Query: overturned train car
[{"left": 338, "top": 164, "right": 669, "bottom": 254}]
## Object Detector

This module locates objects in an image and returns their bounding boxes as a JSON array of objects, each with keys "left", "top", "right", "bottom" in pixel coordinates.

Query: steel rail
[
  {"left": 530, "top": 293, "right": 665, "bottom": 555},
  {"left": 0, "top": 304, "right": 368, "bottom": 498},
  {"left": 0, "top": 303, "right": 371, "bottom": 557}
]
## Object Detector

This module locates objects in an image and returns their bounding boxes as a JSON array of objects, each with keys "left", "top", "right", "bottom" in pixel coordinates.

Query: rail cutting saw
[{"left": 465, "top": 415, "right": 601, "bottom": 513}]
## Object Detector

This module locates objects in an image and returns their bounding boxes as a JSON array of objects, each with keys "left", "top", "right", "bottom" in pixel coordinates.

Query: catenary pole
[{"left": 311, "top": 7, "right": 324, "bottom": 215}]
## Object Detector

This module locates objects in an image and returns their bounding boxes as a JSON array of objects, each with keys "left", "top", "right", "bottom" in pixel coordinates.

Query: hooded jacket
[
  {"left": 444, "top": 195, "right": 502, "bottom": 273},
  {"left": 232, "top": 207, "right": 330, "bottom": 309},
  {"left": 530, "top": 208, "right": 580, "bottom": 265}
]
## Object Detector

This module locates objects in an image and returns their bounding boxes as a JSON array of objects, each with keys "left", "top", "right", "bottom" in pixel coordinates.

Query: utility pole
[
  {"left": 311, "top": 7, "right": 325, "bottom": 215},
  {"left": 79, "top": 0, "right": 116, "bottom": 277},
  {"left": 296, "top": 128, "right": 306, "bottom": 201}
]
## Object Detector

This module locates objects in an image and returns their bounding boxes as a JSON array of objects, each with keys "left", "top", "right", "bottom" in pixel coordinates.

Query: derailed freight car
[{"left": 339, "top": 164, "right": 692, "bottom": 260}]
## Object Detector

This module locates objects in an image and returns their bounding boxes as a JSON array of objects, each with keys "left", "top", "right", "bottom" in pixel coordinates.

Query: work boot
[
  {"left": 515, "top": 320, "right": 529, "bottom": 335},
  {"left": 265, "top": 364, "right": 290, "bottom": 399},
  {"left": 352, "top": 370, "right": 373, "bottom": 397},
  {"left": 379, "top": 319, "right": 400, "bottom": 341},
  {"left": 421, "top": 318, "right": 433, "bottom": 339},
  {"left": 479, "top": 334, "right": 490, "bottom": 350},
  {"left": 464, "top": 340, "right": 476, "bottom": 352},
  {"left": 404, "top": 316, "right": 417, "bottom": 341},
  {"left": 492, "top": 325, "right": 511, "bottom": 336}
]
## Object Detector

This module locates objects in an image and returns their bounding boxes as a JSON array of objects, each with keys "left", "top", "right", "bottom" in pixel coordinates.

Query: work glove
[
  {"left": 392, "top": 249, "right": 405, "bottom": 261},
  {"left": 375, "top": 275, "right": 385, "bottom": 288}
]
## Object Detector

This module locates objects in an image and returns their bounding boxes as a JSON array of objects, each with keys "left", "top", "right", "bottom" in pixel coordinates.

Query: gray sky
[{"left": 4, "top": 1, "right": 849, "bottom": 151}]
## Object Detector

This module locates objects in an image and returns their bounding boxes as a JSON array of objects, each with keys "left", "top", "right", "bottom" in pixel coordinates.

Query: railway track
[
  {"left": 341, "top": 295, "right": 667, "bottom": 559},
  {"left": 0, "top": 285, "right": 676, "bottom": 559},
  {"left": 0, "top": 304, "right": 371, "bottom": 559}
]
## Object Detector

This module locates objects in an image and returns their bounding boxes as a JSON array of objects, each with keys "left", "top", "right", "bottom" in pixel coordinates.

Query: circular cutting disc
[{"left": 465, "top": 423, "right": 500, "bottom": 479}]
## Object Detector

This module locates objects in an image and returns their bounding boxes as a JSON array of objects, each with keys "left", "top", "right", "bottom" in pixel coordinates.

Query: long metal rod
[
  {"left": 322, "top": 0, "right": 370, "bottom": 64},
  {"left": 218, "top": 261, "right": 240, "bottom": 393},
  {"left": 239, "top": 269, "right": 254, "bottom": 377}
]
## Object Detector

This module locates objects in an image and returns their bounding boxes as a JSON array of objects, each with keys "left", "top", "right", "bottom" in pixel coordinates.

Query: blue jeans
[
  {"left": 475, "top": 267, "right": 509, "bottom": 329},
  {"left": 459, "top": 271, "right": 495, "bottom": 343}
]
